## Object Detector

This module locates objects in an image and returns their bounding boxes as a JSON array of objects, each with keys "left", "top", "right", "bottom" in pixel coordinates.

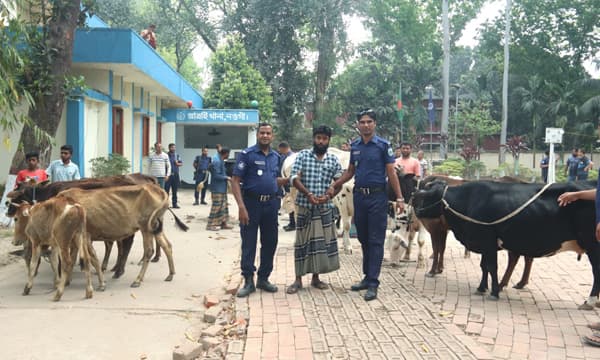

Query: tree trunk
[
  {"left": 313, "top": 3, "right": 338, "bottom": 124},
  {"left": 9, "top": 0, "right": 81, "bottom": 173}
]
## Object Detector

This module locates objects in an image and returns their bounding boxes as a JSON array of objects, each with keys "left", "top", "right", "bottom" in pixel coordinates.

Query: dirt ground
[{"left": 0, "top": 228, "right": 21, "bottom": 267}]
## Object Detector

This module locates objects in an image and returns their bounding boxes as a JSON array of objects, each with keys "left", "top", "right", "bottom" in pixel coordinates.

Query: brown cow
[
  {"left": 55, "top": 183, "right": 185, "bottom": 288},
  {"left": 15, "top": 197, "right": 100, "bottom": 301},
  {"left": 6, "top": 173, "right": 157, "bottom": 277}
]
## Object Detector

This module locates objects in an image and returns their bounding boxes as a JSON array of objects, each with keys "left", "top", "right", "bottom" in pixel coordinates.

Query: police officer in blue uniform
[
  {"left": 327, "top": 109, "right": 404, "bottom": 301},
  {"left": 231, "top": 122, "right": 290, "bottom": 297}
]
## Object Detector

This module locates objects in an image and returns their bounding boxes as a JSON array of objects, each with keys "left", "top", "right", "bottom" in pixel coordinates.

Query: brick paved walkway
[{"left": 230, "top": 222, "right": 600, "bottom": 359}]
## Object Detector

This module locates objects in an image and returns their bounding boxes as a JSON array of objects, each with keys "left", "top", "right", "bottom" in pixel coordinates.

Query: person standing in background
[
  {"left": 140, "top": 24, "right": 157, "bottom": 49},
  {"left": 278, "top": 141, "right": 296, "bottom": 231},
  {"left": 165, "top": 143, "right": 182, "bottom": 208},
  {"left": 417, "top": 150, "right": 428, "bottom": 178},
  {"left": 394, "top": 143, "right": 420, "bottom": 177},
  {"left": 148, "top": 142, "right": 170, "bottom": 187},
  {"left": 565, "top": 148, "right": 579, "bottom": 182},
  {"left": 16, "top": 152, "right": 48, "bottom": 187},
  {"left": 577, "top": 149, "right": 593, "bottom": 181},
  {"left": 193, "top": 146, "right": 211, "bottom": 205},
  {"left": 540, "top": 150, "right": 550, "bottom": 183},
  {"left": 206, "top": 147, "right": 233, "bottom": 231},
  {"left": 46, "top": 145, "right": 80, "bottom": 182}
]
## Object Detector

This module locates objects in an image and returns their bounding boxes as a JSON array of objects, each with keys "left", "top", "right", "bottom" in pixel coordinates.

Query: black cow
[{"left": 413, "top": 180, "right": 598, "bottom": 301}]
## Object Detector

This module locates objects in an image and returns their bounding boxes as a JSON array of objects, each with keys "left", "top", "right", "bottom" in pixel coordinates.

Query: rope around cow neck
[{"left": 441, "top": 182, "right": 553, "bottom": 226}]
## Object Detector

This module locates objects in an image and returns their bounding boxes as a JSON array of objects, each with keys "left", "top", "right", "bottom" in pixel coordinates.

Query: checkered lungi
[
  {"left": 293, "top": 205, "right": 340, "bottom": 277},
  {"left": 207, "top": 192, "right": 229, "bottom": 226}
]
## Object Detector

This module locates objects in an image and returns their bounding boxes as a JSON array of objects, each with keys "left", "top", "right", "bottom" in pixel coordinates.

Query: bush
[
  {"left": 433, "top": 158, "right": 486, "bottom": 179},
  {"left": 433, "top": 158, "right": 464, "bottom": 177},
  {"left": 90, "top": 154, "right": 130, "bottom": 178},
  {"left": 489, "top": 162, "right": 535, "bottom": 181}
]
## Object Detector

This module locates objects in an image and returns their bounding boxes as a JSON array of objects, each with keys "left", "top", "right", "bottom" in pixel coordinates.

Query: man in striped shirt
[{"left": 148, "top": 142, "right": 170, "bottom": 187}]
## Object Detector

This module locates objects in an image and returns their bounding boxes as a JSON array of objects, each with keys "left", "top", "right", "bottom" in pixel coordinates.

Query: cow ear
[{"left": 22, "top": 208, "right": 30, "bottom": 217}]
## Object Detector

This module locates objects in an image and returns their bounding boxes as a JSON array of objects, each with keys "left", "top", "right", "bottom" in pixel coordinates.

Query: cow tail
[{"left": 167, "top": 208, "right": 189, "bottom": 232}]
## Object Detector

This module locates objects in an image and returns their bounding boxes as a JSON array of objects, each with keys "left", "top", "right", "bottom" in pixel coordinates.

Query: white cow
[{"left": 281, "top": 148, "right": 354, "bottom": 253}]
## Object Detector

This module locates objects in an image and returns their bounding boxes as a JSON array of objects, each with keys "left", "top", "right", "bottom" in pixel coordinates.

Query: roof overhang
[{"left": 72, "top": 28, "right": 203, "bottom": 109}]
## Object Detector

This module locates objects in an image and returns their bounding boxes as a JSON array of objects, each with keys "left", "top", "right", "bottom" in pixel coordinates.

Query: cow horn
[{"left": 22, "top": 208, "right": 30, "bottom": 217}]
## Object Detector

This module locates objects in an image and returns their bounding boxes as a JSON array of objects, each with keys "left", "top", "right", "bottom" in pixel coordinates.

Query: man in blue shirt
[
  {"left": 193, "top": 146, "right": 212, "bottom": 205},
  {"left": 565, "top": 148, "right": 579, "bottom": 182},
  {"left": 165, "top": 143, "right": 182, "bottom": 208},
  {"left": 231, "top": 123, "right": 289, "bottom": 297},
  {"left": 327, "top": 109, "right": 404, "bottom": 301}
]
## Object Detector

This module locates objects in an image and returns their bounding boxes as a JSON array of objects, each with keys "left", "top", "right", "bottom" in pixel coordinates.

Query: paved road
[
  {"left": 0, "top": 189, "right": 239, "bottom": 360},
  {"left": 235, "top": 222, "right": 600, "bottom": 359}
]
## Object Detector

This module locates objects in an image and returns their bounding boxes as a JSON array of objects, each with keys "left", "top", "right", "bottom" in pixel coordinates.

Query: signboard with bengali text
[{"left": 161, "top": 109, "right": 259, "bottom": 125}]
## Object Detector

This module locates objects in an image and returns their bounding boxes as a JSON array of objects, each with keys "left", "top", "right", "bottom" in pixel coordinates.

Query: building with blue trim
[{"left": 1, "top": 13, "right": 259, "bottom": 185}]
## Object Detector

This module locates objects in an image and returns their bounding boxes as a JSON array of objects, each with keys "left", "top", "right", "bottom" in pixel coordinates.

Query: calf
[
  {"left": 14, "top": 197, "right": 99, "bottom": 301},
  {"left": 6, "top": 173, "right": 157, "bottom": 278},
  {"left": 56, "top": 184, "right": 186, "bottom": 288},
  {"left": 414, "top": 180, "right": 597, "bottom": 303}
]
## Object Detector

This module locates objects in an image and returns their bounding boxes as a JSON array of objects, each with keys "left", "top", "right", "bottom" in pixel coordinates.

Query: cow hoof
[
  {"left": 97, "top": 285, "right": 106, "bottom": 292},
  {"left": 487, "top": 294, "right": 499, "bottom": 301},
  {"left": 23, "top": 286, "right": 31, "bottom": 296},
  {"left": 151, "top": 257, "right": 160, "bottom": 263},
  {"left": 131, "top": 281, "right": 141, "bottom": 288},
  {"left": 425, "top": 272, "right": 436, "bottom": 278},
  {"left": 53, "top": 293, "right": 63, "bottom": 302},
  {"left": 513, "top": 282, "right": 527, "bottom": 289},
  {"left": 112, "top": 271, "right": 123, "bottom": 279},
  {"left": 475, "top": 288, "right": 487, "bottom": 295},
  {"left": 164, "top": 274, "right": 174, "bottom": 282},
  {"left": 435, "top": 269, "right": 443, "bottom": 274},
  {"left": 85, "top": 290, "right": 93, "bottom": 299},
  {"left": 578, "top": 302, "right": 595, "bottom": 310},
  {"left": 110, "top": 265, "right": 118, "bottom": 272}
]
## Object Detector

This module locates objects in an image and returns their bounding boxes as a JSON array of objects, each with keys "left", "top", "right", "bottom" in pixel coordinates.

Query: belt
[
  {"left": 354, "top": 186, "right": 386, "bottom": 195},
  {"left": 243, "top": 191, "right": 277, "bottom": 202}
]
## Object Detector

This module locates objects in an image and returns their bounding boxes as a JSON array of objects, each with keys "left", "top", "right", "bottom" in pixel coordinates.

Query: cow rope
[{"left": 441, "top": 182, "right": 553, "bottom": 226}]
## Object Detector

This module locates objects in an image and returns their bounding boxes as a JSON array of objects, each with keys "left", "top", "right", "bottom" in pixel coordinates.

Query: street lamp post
[
  {"left": 451, "top": 84, "right": 461, "bottom": 154},
  {"left": 426, "top": 85, "right": 434, "bottom": 162}
]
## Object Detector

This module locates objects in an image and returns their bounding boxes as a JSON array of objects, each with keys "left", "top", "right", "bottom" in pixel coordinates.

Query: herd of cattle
[
  {"left": 5, "top": 174, "right": 188, "bottom": 301},
  {"left": 3, "top": 151, "right": 599, "bottom": 309},
  {"left": 282, "top": 149, "right": 599, "bottom": 309}
]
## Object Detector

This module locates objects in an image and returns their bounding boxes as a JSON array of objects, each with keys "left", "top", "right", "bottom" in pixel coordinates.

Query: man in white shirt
[
  {"left": 46, "top": 144, "right": 81, "bottom": 182},
  {"left": 148, "top": 142, "right": 170, "bottom": 187}
]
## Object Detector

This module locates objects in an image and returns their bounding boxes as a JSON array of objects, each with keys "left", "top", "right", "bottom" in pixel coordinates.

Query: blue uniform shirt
[
  {"left": 233, "top": 144, "right": 281, "bottom": 195},
  {"left": 350, "top": 135, "right": 395, "bottom": 188},
  {"left": 195, "top": 155, "right": 211, "bottom": 171},
  {"left": 168, "top": 152, "right": 182, "bottom": 174}
]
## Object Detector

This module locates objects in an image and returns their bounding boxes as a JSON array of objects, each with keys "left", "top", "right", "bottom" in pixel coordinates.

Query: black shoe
[
  {"left": 237, "top": 276, "right": 256, "bottom": 298},
  {"left": 172, "top": 205, "right": 180, "bottom": 209},
  {"left": 193, "top": 201, "right": 199, "bottom": 206},
  {"left": 350, "top": 280, "right": 369, "bottom": 291},
  {"left": 283, "top": 224, "right": 296, "bottom": 232},
  {"left": 256, "top": 278, "right": 278, "bottom": 293},
  {"left": 201, "top": 201, "right": 208, "bottom": 205},
  {"left": 364, "top": 287, "right": 378, "bottom": 301}
]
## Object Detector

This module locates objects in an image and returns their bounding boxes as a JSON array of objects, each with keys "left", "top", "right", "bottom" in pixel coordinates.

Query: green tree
[
  {"left": 158, "top": 48, "right": 202, "bottom": 90},
  {"left": 204, "top": 38, "right": 273, "bottom": 118},
  {"left": 6, "top": 0, "right": 91, "bottom": 173},
  {"left": 514, "top": 75, "right": 547, "bottom": 166},
  {"left": 219, "top": 0, "right": 309, "bottom": 141}
]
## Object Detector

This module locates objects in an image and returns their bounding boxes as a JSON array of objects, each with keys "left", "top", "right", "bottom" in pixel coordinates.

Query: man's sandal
[
  {"left": 311, "top": 280, "right": 328, "bottom": 290},
  {"left": 286, "top": 283, "right": 302, "bottom": 294}
]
